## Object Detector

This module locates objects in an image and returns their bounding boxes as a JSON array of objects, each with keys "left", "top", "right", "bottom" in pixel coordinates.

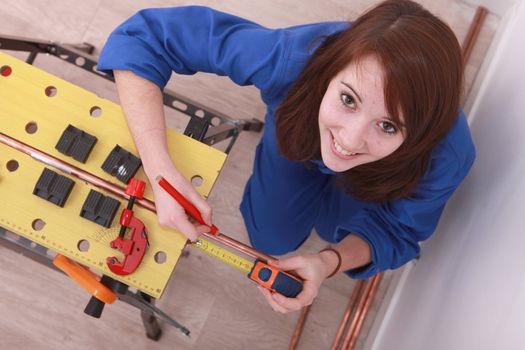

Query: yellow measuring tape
[
  {"left": 192, "top": 238, "right": 304, "bottom": 298},
  {"left": 193, "top": 238, "right": 253, "bottom": 274}
]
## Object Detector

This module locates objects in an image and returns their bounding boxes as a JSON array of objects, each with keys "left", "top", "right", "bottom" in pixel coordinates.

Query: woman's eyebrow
[{"left": 340, "top": 81, "right": 362, "bottom": 103}]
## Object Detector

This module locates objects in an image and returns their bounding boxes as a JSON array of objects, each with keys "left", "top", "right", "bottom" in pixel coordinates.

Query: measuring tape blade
[
  {"left": 192, "top": 238, "right": 304, "bottom": 298},
  {"left": 193, "top": 238, "right": 253, "bottom": 274}
]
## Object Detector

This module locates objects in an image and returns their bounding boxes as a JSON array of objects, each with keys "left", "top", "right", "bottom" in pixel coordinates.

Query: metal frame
[
  {"left": 0, "top": 34, "right": 264, "bottom": 340},
  {"left": 0, "top": 227, "right": 190, "bottom": 338}
]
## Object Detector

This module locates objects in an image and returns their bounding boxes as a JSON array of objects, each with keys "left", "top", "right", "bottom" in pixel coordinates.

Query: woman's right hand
[
  {"left": 148, "top": 167, "right": 212, "bottom": 242},
  {"left": 112, "top": 70, "right": 211, "bottom": 241}
]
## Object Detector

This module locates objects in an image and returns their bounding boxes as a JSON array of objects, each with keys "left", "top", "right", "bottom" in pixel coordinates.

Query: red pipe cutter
[{"left": 106, "top": 178, "right": 149, "bottom": 275}]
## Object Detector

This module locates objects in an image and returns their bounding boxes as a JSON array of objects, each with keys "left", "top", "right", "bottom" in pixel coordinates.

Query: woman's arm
[
  {"left": 114, "top": 70, "right": 212, "bottom": 241},
  {"left": 319, "top": 234, "right": 372, "bottom": 277}
]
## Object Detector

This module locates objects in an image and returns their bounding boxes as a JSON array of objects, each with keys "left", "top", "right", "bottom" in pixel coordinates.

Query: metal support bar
[
  {"left": 0, "top": 226, "right": 56, "bottom": 270},
  {"left": 138, "top": 292, "right": 163, "bottom": 340}
]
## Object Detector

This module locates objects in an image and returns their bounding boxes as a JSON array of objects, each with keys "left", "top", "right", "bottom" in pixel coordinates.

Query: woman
[{"left": 98, "top": 0, "right": 475, "bottom": 313}]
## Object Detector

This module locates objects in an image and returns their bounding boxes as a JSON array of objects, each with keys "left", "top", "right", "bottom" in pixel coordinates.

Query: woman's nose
[{"left": 338, "top": 119, "right": 367, "bottom": 151}]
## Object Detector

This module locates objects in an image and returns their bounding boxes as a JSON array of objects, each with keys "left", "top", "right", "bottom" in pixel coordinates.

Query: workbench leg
[{"left": 139, "top": 292, "right": 162, "bottom": 341}]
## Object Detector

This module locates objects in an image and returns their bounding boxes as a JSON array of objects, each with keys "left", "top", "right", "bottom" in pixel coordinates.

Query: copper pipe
[
  {"left": 202, "top": 231, "right": 273, "bottom": 262},
  {"left": 330, "top": 280, "right": 366, "bottom": 350},
  {"left": 0, "top": 132, "right": 143, "bottom": 202},
  {"left": 462, "top": 6, "right": 488, "bottom": 66},
  {"left": 340, "top": 277, "right": 375, "bottom": 350},
  {"left": 288, "top": 304, "right": 311, "bottom": 350},
  {"left": 342, "top": 274, "right": 382, "bottom": 350},
  {"left": 0, "top": 131, "right": 272, "bottom": 262},
  {"left": 347, "top": 274, "right": 382, "bottom": 349}
]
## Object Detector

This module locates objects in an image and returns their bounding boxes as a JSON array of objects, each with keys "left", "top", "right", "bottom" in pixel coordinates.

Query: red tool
[
  {"left": 156, "top": 176, "right": 218, "bottom": 235},
  {"left": 106, "top": 178, "right": 149, "bottom": 275}
]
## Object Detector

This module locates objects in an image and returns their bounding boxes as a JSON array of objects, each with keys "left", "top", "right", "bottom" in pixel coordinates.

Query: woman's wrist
[
  {"left": 141, "top": 151, "right": 177, "bottom": 178},
  {"left": 318, "top": 247, "right": 342, "bottom": 278}
]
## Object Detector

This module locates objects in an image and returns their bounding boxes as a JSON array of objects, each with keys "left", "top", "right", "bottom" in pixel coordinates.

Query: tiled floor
[{"left": 0, "top": 1, "right": 497, "bottom": 349}]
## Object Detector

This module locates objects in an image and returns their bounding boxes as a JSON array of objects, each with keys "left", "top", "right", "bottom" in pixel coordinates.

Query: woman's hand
[
  {"left": 113, "top": 70, "right": 213, "bottom": 241},
  {"left": 149, "top": 167, "right": 212, "bottom": 242},
  {"left": 256, "top": 251, "right": 338, "bottom": 313}
]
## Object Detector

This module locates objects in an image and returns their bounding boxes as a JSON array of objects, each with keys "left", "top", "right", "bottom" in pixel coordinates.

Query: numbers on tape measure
[{"left": 193, "top": 239, "right": 253, "bottom": 273}]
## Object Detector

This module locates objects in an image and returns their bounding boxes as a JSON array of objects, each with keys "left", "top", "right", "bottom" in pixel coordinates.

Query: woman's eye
[
  {"left": 379, "top": 121, "right": 397, "bottom": 135},
  {"left": 340, "top": 93, "right": 356, "bottom": 109}
]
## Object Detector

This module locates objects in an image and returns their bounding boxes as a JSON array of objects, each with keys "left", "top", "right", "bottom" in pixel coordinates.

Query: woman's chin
[{"left": 322, "top": 155, "right": 355, "bottom": 173}]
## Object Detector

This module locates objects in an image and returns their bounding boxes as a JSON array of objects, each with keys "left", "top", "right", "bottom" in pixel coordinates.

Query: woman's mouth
[{"left": 330, "top": 133, "right": 361, "bottom": 160}]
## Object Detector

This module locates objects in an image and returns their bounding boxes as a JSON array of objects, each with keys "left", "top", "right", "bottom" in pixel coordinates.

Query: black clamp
[
  {"left": 80, "top": 189, "right": 120, "bottom": 228},
  {"left": 55, "top": 124, "right": 97, "bottom": 163},
  {"left": 33, "top": 168, "right": 75, "bottom": 207},
  {"left": 101, "top": 145, "right": 141, "bottom": 184}
]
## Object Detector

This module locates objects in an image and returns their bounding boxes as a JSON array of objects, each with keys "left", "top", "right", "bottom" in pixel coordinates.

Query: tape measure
[
  {"left": 192, "top": 238, "right": 303, "bottom": 298},
  {"left": 192, "top": 238, "right": 252, "bottom": 273}
]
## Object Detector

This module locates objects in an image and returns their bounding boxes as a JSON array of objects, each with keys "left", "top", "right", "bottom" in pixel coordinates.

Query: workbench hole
[
  {"left": 191, "top": 175, "right": 203, "bottom": 187},
  {"left": 1, "top": 65, "right": 12, "bottom": 77},
  {"left": 154, "top": 251, "right": 167, "bottom": 264},
  {"left": 25, "top": 121, "right": 38, "bottom": 134},
  {"left": 211, "top": 116, "right": 221, "bottom": 126},
  {"left": 75, "top": 57, "right": 86, "bottom": 67},
  {"left": 31, "top": 219, "right": 46, "bottom": 231},
  {"left": 172, "top": 100, "right": 187, "bottom": 111},
  {"left": 45, "top": 86, "right": 57, "bottom": 97},
  {"left": 194, "top": 109, "right": 205, "bottom": 118},
  {"left": 77, "top": 239, "right": 90, "bottom": 252},
  {"left": 6, "top": 159, "right": 19, "bottom": 172},
  {"left": 90, "top": 106, "right": 102, "bottom": 117}
]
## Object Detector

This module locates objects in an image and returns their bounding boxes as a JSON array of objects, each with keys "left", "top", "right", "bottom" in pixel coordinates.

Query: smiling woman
[
  {"left": 317, "top": 55, "right": 405, "bottom": 173},
  {"left": 97, "top": 0, "right": 475, "bottom": 314},
  {"left": 276, "top": 0, "right": 464, "bottom": 202}
]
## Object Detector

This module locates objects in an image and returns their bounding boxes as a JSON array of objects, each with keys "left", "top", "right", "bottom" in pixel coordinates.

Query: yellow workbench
[{"left": 0, "top": 51, "right": 226, "bottom": 299}]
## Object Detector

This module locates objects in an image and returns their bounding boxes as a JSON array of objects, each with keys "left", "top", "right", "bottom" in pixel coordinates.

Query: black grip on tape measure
[{"left": 271, "top": 271, "right": 303, "bottom": 298}]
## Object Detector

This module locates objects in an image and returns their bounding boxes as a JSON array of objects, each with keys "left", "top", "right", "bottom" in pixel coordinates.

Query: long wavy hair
[{"left": 275, "top": 0, "right": 463, "bottom": 202}]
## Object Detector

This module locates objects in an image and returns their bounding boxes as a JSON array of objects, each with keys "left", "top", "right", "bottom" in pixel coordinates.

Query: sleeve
[
  {"left": 96, "top": 6, "right": 289, "bottom": 94},
  {"left": 337, "top": 136, "right": 476, "bottom": 279}
]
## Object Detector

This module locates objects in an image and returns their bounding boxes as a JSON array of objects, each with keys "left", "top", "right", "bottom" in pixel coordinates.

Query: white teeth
[{"left": 333, "top": 138, "right": 357, "bottom": 156}]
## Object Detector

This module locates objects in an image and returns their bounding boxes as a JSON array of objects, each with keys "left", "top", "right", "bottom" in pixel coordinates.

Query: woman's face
[{"left": 318, "top": 55, "right": 405, "bottom": 173}]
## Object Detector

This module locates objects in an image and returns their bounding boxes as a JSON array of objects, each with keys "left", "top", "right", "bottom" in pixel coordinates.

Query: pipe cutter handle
[
  {"left": 107, "top": 209, "right": 148, "bottom": 275},
  {"left": 106, "top": 178, "right": 148, "bottom": 276}
]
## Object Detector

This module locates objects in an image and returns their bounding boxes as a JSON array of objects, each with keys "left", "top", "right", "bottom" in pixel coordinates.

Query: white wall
[
  {"left": 369, "top": 1, "right": 525, "bottom": 349},
  {"left": 464, "top": 0, "right": 515, "bottom": 16}
]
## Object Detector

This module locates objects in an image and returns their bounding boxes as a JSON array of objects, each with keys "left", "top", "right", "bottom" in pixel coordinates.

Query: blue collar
[{"left": 310, "top": 159, "right": 336, "bottom": 175}]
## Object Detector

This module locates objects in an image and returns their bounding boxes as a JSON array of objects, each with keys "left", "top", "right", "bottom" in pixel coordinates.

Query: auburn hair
[{"left": 275, "top": 0, "right": 463, "bottom": 202}]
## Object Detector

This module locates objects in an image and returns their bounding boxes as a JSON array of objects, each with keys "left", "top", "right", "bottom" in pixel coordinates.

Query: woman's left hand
[{"left": 256, "top": 253, "right": 332, "bottom": 313}]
